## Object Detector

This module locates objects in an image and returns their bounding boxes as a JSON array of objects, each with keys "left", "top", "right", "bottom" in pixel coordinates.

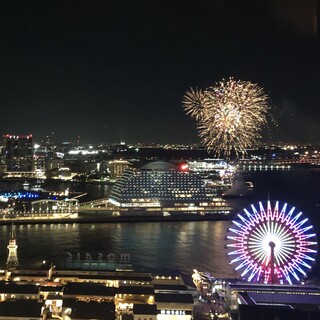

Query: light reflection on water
[{"left": 0, "top": 221, "right": 237, "bottom": 277}]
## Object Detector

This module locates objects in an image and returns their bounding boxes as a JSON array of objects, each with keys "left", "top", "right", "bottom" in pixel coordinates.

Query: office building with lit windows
[
  {"left": 108, "top": 161, "right": 232, "bottom": 216},
  {"left": 2, "top": 134, "right": 33, "bottom": 172},
  {"left": 109, "top": 159, "right": 131, "bottom": 180}
]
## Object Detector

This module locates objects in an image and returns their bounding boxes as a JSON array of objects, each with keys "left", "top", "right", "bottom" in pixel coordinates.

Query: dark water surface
[{"left": 0, "top": 168, "right": 319, "bottom": 278}]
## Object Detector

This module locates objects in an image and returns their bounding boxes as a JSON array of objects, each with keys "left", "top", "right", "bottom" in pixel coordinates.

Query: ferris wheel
[{"left": 226, "top": 200, "right": 318, "bottom": 284}]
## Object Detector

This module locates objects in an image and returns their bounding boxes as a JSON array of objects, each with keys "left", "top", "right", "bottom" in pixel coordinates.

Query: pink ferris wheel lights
[{"left": 226, "top": 200, "right": 318, "bottom": 284}]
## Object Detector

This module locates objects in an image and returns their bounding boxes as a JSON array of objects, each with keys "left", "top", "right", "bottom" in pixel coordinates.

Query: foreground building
[
  {"left": 226, "top": 282, "right": 320, "bottom": 319},
  {"left": 0, "top": 268, "right": 196, "bottom": 320},
  {"left": 0, "top": 231, "right": 197, "bottom": 319}
]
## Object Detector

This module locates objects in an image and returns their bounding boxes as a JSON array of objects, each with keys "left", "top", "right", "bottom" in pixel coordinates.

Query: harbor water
[{"left": 0, "top": 168, "right": 320, "bottom": 278}]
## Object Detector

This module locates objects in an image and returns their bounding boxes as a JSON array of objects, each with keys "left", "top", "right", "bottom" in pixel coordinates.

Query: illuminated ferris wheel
[{"left": 226, "top": 200, "right": 318, "bottom": 284}]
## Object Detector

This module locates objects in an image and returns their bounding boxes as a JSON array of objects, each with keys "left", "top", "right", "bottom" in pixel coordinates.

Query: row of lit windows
[
  {"left": 118, "top": 197, "right": 210, "bottom": 202},
  {"left": 117, "top": 190, "right": 209, "bottom": 194},
  {"left": 110, "top": 169, "right": 219, "bottom": 202}
]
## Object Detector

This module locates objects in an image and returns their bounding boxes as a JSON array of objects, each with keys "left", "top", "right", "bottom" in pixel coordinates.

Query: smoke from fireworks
[{"left": 182, "top": 78, "right": 270, "bottom": 158}]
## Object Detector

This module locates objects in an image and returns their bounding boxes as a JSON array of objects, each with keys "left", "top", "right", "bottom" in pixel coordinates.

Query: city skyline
[{"left": 0, "top": 1, "right": 318, "bottom": 144}]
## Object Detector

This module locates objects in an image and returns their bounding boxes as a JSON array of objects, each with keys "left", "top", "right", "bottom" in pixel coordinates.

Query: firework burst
[
  {"left": 182, "top": 87, "right": 208, "bottom": 121},
  {"left": 182, "top": 78, "right": 270, "bottom": 158}
]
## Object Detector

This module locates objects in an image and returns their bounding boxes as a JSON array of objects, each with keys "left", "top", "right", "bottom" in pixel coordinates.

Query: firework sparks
[
  {"left": 182, "top": 78, "right": 270, "bottom": 158},
  {"left": 182, "top": 87, "right": 208, "bottom": 121}
]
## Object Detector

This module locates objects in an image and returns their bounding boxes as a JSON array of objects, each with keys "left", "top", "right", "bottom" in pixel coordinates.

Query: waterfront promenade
[
  {"left": 0, "top": 194, "right": 234, "bottom": 225},
  {"left": 0, "top": 211, "right": 233, "bottom": 226}
]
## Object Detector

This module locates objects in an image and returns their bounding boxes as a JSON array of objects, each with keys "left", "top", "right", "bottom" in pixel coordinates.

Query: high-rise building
[
  {"left": 3, "top": 134, "right": 33, "bottom": 172},
  {"left": 109, "top": 160, "right": 131, "bottom": 180}
]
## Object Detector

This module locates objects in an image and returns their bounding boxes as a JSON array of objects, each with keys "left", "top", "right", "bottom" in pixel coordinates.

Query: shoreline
[{"left": 0, "top": 213, "right": 233, "bottom": 226}]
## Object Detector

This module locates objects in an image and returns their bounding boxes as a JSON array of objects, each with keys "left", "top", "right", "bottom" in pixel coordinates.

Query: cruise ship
[{"left": 108, "top": 161, "right": 232, "bottom": 217}]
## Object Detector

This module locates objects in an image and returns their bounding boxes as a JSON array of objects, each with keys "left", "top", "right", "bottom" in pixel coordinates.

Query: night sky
[{"left": 0, "top": 1, "right": 318, "bottom": 144}]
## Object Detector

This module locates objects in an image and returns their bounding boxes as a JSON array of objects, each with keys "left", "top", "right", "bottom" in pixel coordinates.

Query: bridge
[
  {"left": 238, "top": 156, "right": 320, "bottom": 171},
  {"left": 31, "top": 198, "right": 79, "bottom": 214},
  {"left": 239, "top": 164, "right": 291, "bottom": 171}
]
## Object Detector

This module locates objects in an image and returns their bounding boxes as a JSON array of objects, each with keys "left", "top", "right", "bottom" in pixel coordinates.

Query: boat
[{"left": 245, "top": 181, "right": 254, "bottom": 191}]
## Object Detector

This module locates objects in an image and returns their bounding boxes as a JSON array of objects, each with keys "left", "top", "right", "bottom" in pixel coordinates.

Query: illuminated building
[
  {"left": 187, "top": 159, "right": 236, "bottom": 180},
  {"left": 0, "top": 145, "right": 6, "bottom": 174},
  {"left": 109, "top": 161, "right": 231, "bottom": 216},
  {"left": 46, "top": 157, "right": 63, "bottom": 170},
  {"left": 109, "top": 159, "right": 131, "bottom": 180},
  {"left": 33, "top": 152, "right": 46, "bottom": 174},
  {"left": 0, "top": 268, "right": 196, "bottom": 320},
  {"left": 3, "top": 134, "right": 33, "bottom": 172},
  {"left": 32, "top": 145, "right": 48, "bottom": 178},
  {"left": 187, "top": 159, "right": 230, "bottom": 173},
  {"left": 226, "top": 283, "right": 320, "bottom": 318}
]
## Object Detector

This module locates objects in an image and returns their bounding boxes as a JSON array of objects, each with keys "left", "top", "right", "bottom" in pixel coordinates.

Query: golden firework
[{"left": 183, "top": 78, "right": 269, "bottom": 158}]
